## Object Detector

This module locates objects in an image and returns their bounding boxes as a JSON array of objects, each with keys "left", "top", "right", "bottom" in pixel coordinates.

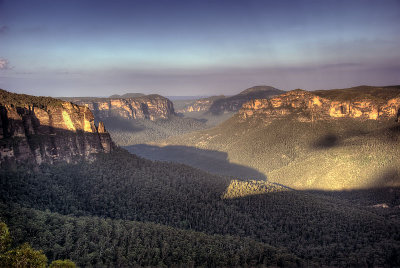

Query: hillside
[
  {"left": 178, "top": 86, "right": 284, "bottom": 115},
  {"left": 155, "top": 86, "right": 400, "bottom": 190},
  {"left": 63, "top": 94, "right": 175, "bottom": 121},
  {"left": 208, "top": 86, "right": 284, "bottom": 115},
  {"left": 177, "top": 95, "right": 226, "bottom": 113},
  {"left": 0, "top": 89, "right": 114, "bottom": 165},
  {"left": 108, "top": 92, "right": 145, "bottom": 98},
  {"left": 1, "top": 149, "right": 399, "bottom": 267},
  {"left": 2, "top": 88, "right": 400, "bottom": 267}
]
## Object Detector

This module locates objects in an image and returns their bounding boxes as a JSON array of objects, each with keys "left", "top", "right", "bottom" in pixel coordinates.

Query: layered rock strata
[
  {"left": 68, "top": 94, "right": 175, "bottom": 121},
  {"left": 0, "top": 89, "right": 114, "bottom": 165},
  {"left": 240, "top": 86, "right": 400, "bottom": 122}
]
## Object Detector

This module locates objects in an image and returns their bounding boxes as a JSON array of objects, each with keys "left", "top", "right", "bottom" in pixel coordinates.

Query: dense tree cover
[
  {"left": 104, "top": 116, "right": 207, "bottom": 146},
  {"left": 49, "top": 259, "right": 76, "bottom": 268},
  {"left": 102, "top": 110, "right": 234, "bottom": 146},
  {"left": 0, "top": 243, "right": 48, "bottom": 268},
  {"left": 0, "top": 204, "right": 299, "bottom": 267},
  {"left": 163, "top": 117, "right": 400, "bottom": 189},
  {"left": 0, "top": 222, "right": 11, "bottom": 253},
  {"left": 0, "top": 221, "right": 76, "bottom": 268},
  {"left": 0, "top": 89, "right": 63, "bottom": 108},
  {"left": 222, "top": 179, "right": 288, "bottom": 199},
  {"left": 1, "top": 149, "right": 399, "bottom": 266},
  {"left": 313, "top": 85, "right": 400, "bottom": 103}
]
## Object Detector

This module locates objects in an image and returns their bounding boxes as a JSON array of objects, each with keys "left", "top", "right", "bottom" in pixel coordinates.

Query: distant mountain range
[
  {"left": 108, "top": 93, "right": 146, "bottom": 98},
  {"left": 155, "top": 85, "right": 400, "bottom": 190},
  {"left": 178, "top": 85, "right": 284, "bottom": 114},
  {"left": 1, "top": 86, "right": 399, "bottom": 267}
]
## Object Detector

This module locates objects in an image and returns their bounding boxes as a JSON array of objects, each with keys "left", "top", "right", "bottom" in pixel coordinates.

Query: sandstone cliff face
[
  {"left": 178, "top": 95, "right": 225, "bottom": 113},
  {"left": 178, "top": 86, "right": 283, "bottom": 115},
  {"left": 208, "top": 86, "right": 284, "bottom": 115},
  {"left": 240, "top": 86, "right": 400, "bottom": 122},
  {"left": 68, "top": 94, "right": 175, "bottom": 121},
  {"left": 0, "top": 89, "right": 114, "bottom": 165}
]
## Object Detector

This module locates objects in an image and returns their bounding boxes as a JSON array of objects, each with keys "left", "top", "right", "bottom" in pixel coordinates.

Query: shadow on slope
[
  {"left": 310, "top": 121, "right": 400, "bottom": 150},
  {"left": 124, "top": 144, "right": 267, "bottom": 180}
]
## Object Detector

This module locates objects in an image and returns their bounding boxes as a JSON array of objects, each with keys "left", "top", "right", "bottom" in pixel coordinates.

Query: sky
[{"left": 0, "top": 0, "right": 399, "bottom": 97}]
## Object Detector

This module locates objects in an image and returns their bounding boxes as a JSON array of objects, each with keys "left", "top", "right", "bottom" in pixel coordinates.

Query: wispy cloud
[{"left": 0, "top": 58, "right": 10, "bottom": 70}]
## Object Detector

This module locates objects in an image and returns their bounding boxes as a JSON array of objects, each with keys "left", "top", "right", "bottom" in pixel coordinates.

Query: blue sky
[{"left": 0, "top": 0, "right": 399, "bottom": 96}]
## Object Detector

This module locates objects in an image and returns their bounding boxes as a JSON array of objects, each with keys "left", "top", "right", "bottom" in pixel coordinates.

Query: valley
[
  {"left": 1, "top": 86, "right": 400, "bottom": 267},
  {"left": 2, "top": 1, "right": 399, "bottom": 267},
  {"left": 150, "top": 86, "right": 400, "bottom": 190}
]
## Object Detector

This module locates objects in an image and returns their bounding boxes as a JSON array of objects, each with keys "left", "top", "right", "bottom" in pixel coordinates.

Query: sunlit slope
[{"left": 162, "top": 113, "right": 399, "bottom": 190}]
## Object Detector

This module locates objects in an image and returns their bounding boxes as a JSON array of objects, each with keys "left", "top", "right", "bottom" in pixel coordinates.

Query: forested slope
[
  {"left": 1, "top": 149, "right": 399, "bottom": 267},
  {"left": 161, "top": 116, "right": 400, "bottom": 190},
  {"left": 1, "top": 203, "right": 299, "bottom": 267}
]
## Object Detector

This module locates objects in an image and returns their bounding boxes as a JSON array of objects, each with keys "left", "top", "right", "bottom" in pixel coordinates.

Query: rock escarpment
[
  {"left": 66, "top": 94, "right": 175, "bottom": 121},
  {"left": 0, "top": 89, "right": 114, "bottom": 165},
  {"left": 178, "top": 86, "right": 283, "bottom": 115},
  {"left": 178, "top": 95, "right": 226, "bottom": 113},
  {"left": 208, "top": 86, "right": 284, "bottom": 115},
  {"left": 240, "top": 86, "right": 400, "bottom": 122}
]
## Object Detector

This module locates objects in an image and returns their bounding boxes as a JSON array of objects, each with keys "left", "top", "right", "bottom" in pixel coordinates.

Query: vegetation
[
  {"left": 0, "top": 204, "right": 299, "bottom": 267},
  {"left": 1, "top": 149, "right": 399, "bottom": 266},
  {"left": 0, "top": 89, "right": 63, "bottom": 108},
  {"left": 102, "top": 109, "right": 234, "bottom": 145},
  {"left": 209, "top": 86, "right": 283, "bottom": 115},
  {"left": 314, "top": 85, "right": 400, "bottom": 103},
  {"left": 108, "top": 92, "right": 145, "bottom": 98},
  {"left": 0, "top": 221, "right": 75, "bottom": 268},
  {"left": 222, "top": 179, "right": 289, "bottom": 199},
  {"left": 2, "top": 86, "right": 400, "bottom": 267},
  {"left": 49, "top": 259, "right": 76, "bottom": 268},
  {"left": 104, "top": 116, "right": 207, "bottom": 146},
  {"left": 162, "top": 116, "right": 400, "bottom": 189}
]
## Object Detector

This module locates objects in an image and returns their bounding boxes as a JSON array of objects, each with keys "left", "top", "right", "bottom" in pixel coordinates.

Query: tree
[
  {"left": 0, "top": 243, "right": 47, "bottom": 268},
  {"left": 0, "top": 221, "right": 11, "bottom": 253},
  {"left": 0, "top": 221, "right": 76, "bottom": 268},
  {"left": 49, "top": 259, "right": 77, "bottom": 268}
]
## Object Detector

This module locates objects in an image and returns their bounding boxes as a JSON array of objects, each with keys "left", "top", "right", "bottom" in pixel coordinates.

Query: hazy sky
[{"left": 0, "top": 0, "right": 399, "bottom": 97}]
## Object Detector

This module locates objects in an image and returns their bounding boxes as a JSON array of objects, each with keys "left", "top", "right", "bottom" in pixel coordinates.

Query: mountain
[
  {"left": 108, "top": 92, "right": 145, "bottom": 98},
  {"left": 177, "top": 95, "right": 226, "bottom": 113},
  {"left": 63, "top": 94, "right": 175, "bottom": 121},
  {"left": 240, "top": 86, "right": 400, "bottom": 121},
  {"left": 0, "top": 89, "right": 114, "bottom": 165},
  {"left": 208, "top": 86, "right": 284, "bottom": 115},
  {"left": 2, "top": 88, "right": 399, "bottom": 267},
  {"left": 65, "top": 94, "right": 220, "bottom": 146},
  {"left": 155, "top": 85, "right": 400, "bottom": 190},
  {"left": 179, "top": 85, "right": 284, "bottom": 114}
]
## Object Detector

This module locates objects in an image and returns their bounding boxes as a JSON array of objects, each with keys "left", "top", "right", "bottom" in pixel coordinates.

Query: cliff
[
  {"left": 208, "top": 86, "right": 284, "bottom": 115},
  {"left": 240, "top": 86, "right": 400, "bottom": 122},
  {"left": 178, "top": 95, "right": 225, "bottom": 113},
  {"left": 65, "top": 94, "right": 175, "bottom": 121},
  {"left": 178, "top": 86, "right": 283, "bottom": 115},
  {"left": 0, "top": 89, "right": 114, "bottom": 165}
]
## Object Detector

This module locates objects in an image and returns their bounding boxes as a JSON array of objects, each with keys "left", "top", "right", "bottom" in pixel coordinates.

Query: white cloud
[{"left": 0, "top": 58, "right": 10, "bottom": 70}]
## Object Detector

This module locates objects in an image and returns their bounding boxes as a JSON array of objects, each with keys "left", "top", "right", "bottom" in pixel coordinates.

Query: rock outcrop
[
  {"left": 178, "top": 95, "right": 226, "bottom": 113},
  {"left": 65, "top": 94, "right": 175, "bottom": 121},
  {"left": 240, "top": 86, "right": 400, "bottom": 122},
  {"left": 178, "top": 86, "right": 284, "bottom": 115},
  {"left": 208, "top": 86, "right": 284, "bottom": 115},
  {"left": 0, "top": 89, "right": 114, "bottom": 165}
]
